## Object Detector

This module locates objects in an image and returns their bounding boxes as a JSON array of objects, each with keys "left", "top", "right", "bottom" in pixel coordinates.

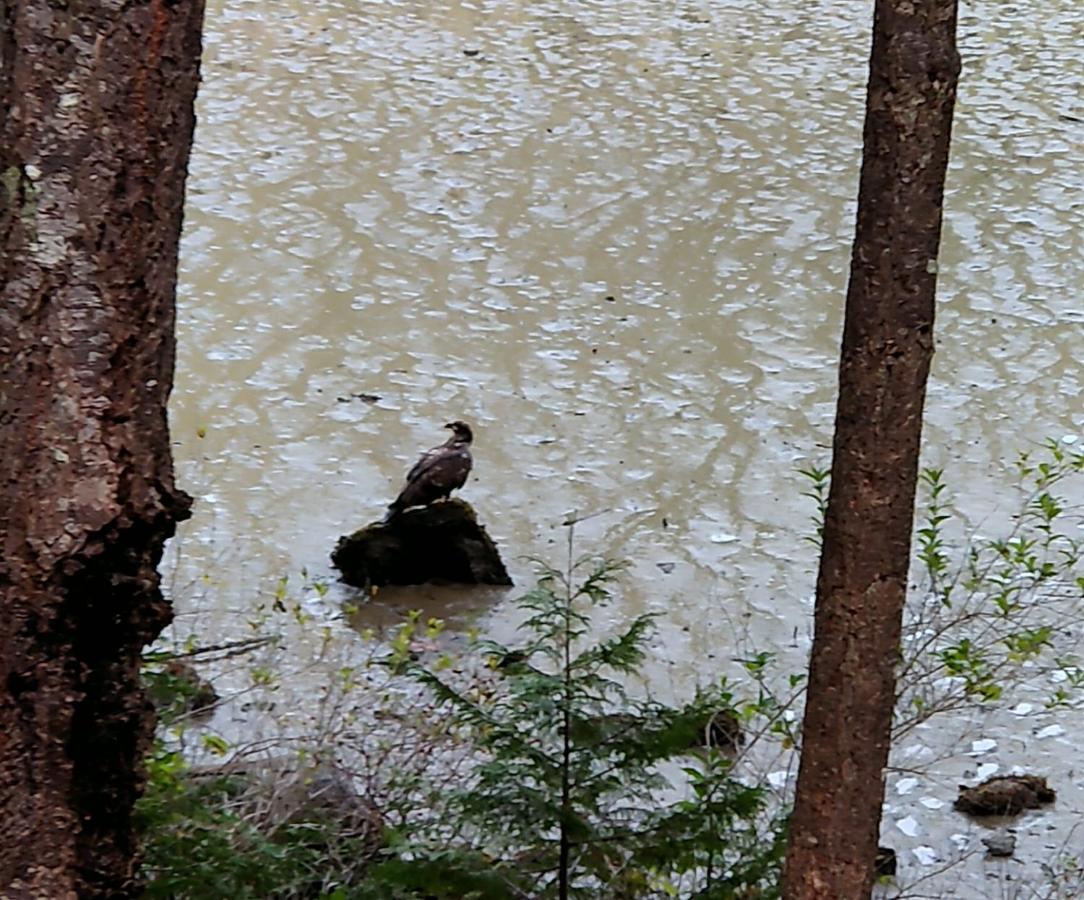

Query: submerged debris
[
  {"left": 332, "top": 499, "right": 512, "bottom": 590},
  {"left": 954, "top": 774, "right": 1055, "bottom": 816}
]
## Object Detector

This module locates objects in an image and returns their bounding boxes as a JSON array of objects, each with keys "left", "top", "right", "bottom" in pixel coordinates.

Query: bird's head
[{"left": 444, "top": 420, "right": 473, "bottom": 444}]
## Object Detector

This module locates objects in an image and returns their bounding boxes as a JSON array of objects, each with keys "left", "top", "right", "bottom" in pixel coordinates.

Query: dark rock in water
[
  {"left": 982, "top": 830, "right": 1017, "bottom": 858},
  {"left": 954, "top": 774, "right": 1055, "bottom": 816},
  {"left": 687, "top": 708, "right": 743, "bottom": 753},
  {"left": 332, "top": 499, "right": 512, "bottom": 590},
  {"left": 874, "top": 846, "right": 897, "bottom": 878},
  {"left": 567, "top": 706, "right": 743, "bottom": 756}
]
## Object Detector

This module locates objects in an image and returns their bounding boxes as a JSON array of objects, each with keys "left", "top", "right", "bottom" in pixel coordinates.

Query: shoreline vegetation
[{"left": 141, "top": 444, "right": 1084, "bottom": 898}]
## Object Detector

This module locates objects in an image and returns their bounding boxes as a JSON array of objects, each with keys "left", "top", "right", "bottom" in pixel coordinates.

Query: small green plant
[
  {"left": 798, "top": 464, "right": 830, "bottom": 548},
  {"left": 916, "top": 467, "right": 952, "bottom": 597},
  {"left": 895, "top": 441, "right": 1084, "bottom": 734},
  {"left": 367, "top": 519, "right": 784, "bottom": 899},
  {"left": 801, "top": 443, "right": 1084, "bottom": 738}
]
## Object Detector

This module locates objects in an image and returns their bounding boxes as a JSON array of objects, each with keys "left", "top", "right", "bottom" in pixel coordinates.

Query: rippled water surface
[{"left": 168, "top": 0, "right": 1084, "bottom": 894}]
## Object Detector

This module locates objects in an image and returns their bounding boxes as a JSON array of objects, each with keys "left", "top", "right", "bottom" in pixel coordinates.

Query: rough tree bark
[
  {"left": 0, "top": 1, "right": 204, "bottom": 896},
  {"left": 781, "top": 2, "right": 960, "bottom": 898}
]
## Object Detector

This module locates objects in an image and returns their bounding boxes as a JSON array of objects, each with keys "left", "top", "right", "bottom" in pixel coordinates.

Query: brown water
[{"left": 166, "top": 0, "right": 1084, "bottom": 895}]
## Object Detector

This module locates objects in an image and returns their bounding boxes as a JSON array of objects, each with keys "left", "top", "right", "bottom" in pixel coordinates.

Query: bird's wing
[
  {"left": 412, "top": 447, "right": 471, "bottom": 488},
  {"left": 405, "top": 445, "right": 446, "bottom": 484},
  {"left": 392, "top": 446, "right": 472, "bottom": 511},
  {"left": 428, "top": 447, "right": 471, "bottom": 490}
]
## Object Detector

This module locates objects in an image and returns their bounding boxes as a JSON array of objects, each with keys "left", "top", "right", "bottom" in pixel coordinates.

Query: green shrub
[
  {"left": 139, "top": 537, "right": 785, "bottom": 898},
  {"left": 367, "top": 534, "right": 785, "bottom": 899}
]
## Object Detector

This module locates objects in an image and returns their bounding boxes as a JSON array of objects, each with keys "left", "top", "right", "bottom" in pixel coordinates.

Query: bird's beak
[{"left": 443, "top": 422, "right": 454, "bottom": 430}]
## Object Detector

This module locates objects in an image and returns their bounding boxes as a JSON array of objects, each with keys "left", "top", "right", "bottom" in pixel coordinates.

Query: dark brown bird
[{"left": 384, "top": 421, "right": 473, "bottom": 521}]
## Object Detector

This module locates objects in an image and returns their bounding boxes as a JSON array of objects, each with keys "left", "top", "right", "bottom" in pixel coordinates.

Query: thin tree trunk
[
  {"left": 0, "top": 1, "right": 204, "bottom": 896},
  {"left": 781, "top": 1, "right": 960, "bottom": 898}
]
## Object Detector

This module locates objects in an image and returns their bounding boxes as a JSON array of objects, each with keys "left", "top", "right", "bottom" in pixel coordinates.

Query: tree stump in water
[
  {"left": 953, "top": 774, "right": 1055, "bottom": 817},
  {"left": 331, "top": 499, "right": 512, "bottom": 590}
]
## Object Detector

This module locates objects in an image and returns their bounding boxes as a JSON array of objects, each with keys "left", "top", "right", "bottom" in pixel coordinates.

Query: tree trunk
[
  {"left": 0, "top": 2, "right": 204, "bottom": 896},
  {"left": 781, "top": 2, "right": 960, "bottom": 898}
]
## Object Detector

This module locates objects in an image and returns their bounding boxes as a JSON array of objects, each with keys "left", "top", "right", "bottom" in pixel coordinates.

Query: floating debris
[
  {"left": 336, "top": 391, "right": 381, "bottom": 404},
  {"left": 954, "top": 774, "right": 1055, "bottom": 817}
]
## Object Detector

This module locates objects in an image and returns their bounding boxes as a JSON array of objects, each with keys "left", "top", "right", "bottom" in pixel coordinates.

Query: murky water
[{"left": 167, "top": 0, "right": 1084, "bottom": 895}]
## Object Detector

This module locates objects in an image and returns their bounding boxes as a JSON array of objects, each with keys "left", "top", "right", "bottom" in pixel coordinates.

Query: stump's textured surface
[
  {"left": 332, "top": 500, "right": 512, "bottom": 589},
  {"left": 954, "top": 774, "right": 1055, "bottom": 817}
]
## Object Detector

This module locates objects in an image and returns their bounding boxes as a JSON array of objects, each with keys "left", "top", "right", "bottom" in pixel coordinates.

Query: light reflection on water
[{"left": 166, "top": 0, "right": 1083, "bottom": 894}]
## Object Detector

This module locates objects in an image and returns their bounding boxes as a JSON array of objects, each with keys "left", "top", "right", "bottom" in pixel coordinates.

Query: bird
[{"left": 384, "top": 421, "right": 474, "bottom": 521}]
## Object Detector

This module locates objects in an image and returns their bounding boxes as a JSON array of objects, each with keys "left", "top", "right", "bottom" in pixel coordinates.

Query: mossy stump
[
  {"left": 332, "top": 499, "right": 512, "bottom": 590},
  {"left": 954, "top": 774, "right": 1055, "bottom": 817}
]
